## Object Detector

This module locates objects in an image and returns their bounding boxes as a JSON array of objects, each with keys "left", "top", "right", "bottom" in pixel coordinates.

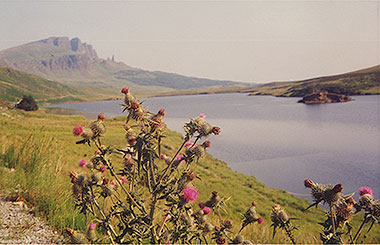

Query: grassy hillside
[
  {"left": 0, "top": 66, "right": 85, "bottom": 104},
  {"left": 0, "top": 109, "right": 378, "bottom": 243},
  {"left": 247, "top": 65, "right": 380, "bottom": 97}
]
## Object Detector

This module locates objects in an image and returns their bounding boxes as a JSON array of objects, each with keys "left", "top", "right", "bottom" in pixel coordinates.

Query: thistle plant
[
  {"left": 66, "top": 87, "right": 269, "bottom": 244},
  {"left": 270, "top": 204, "right": 298, "bottom": 244},
  {"left": 351, "top": 186, "right": 380, "bottom": 243},
  {"left": 65, "top": 87, "right": 378, "bottom": 243},
  {"left": 304, "top": 178, "right": 344, "bottom": 240},
  {"left": 304, "top": 179, "right": 379, "bottom": 244}
]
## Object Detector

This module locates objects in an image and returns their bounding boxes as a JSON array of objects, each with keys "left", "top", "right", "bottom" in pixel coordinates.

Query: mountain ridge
[{"left": 0, "top": 37, "right": 245, "bottom": 94}]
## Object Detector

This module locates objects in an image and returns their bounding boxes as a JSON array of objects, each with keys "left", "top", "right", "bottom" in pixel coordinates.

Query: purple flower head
[
  {"left": 99, "top": 166, "right": 107, "bottom": 173},
  {"left": 199, "top": 113, "right": 206, "bottom": 118},
  {"left": 78, "top": 159, "right": 86, "bottom": 168},
  {"left": 176, "top": 154, "right": 184, "bottom": 161},
  {"left": 358, "top": 186, "right": 373, "bottom": 197},
  {"left": 160, "top": 154, "right": 167, "bottom": 160},
  {"left": 203, "top": 207, "right": 211, "bottom": 215},
  {"left": 183, "top": 186, "right": 198, "bottom": 202},
  {"left": 198, "top": 201, "right": 205, "bottom": 209},
  {"left": 120, "top": 176, "right": 127, "bottom": 183},
  {"left": 73, "top": 125, "right": 83, "bottom": 136},
  {"left": 121, "top": 87, "right": 130, "bottom": 94},
  {"left": 258, "top": 217, "right": 263, "bottom": 224},
  {"left": 89, "top": 223, "right": 96, "bottom": 230},
  {"left": 184, "top": 141, "right": 194, "bottom": 148}
]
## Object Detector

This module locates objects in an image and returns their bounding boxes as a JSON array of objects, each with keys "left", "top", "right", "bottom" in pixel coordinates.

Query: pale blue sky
[{"left": 0, "top": 0, "right": 379, "bottom": 83}]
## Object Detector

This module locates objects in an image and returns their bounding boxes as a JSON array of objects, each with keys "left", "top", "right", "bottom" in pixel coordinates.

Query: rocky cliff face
[{"left": 38, "top": 37, "right": 99, "bottom": 71}]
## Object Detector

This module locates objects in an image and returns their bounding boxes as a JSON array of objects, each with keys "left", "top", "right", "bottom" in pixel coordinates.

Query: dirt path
[{"left": 0, "top": 198, "right": 64, "bottom": 244}]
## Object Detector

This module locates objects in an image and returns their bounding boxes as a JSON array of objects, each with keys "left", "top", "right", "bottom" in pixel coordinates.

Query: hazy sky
[{"left": 0, "top": 0, "right": 379, "bottom": 83}]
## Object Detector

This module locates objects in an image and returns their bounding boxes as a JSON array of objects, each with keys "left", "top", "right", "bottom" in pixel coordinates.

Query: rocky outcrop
[
  {"left": 298, "top": 92, "right": 352, "bottom": 104},
  {"left": 37, "top": 37, "right": 99, "bottom": 72}
]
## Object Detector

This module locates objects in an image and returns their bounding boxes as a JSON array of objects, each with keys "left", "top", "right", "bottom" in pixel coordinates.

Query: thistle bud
[
  {"left": 204, "top": 191, "right": 221, "bottom": 208},
  {"left": 86, "top": 223, "right": 97, "bottom": 241},
  {"left": 91, "top": 172, "right": 103, "bottom": 184},
  {"left": 97, "top": 113, "right": 106, "bottom": 121},
  {"left": 86, "top": 161, "right": 94, "bottom": 169},
  {"left": 304, "top": 179, "right": 315, "bottom": 188},
  {"left": 202, "top": 141, "right": 211, "bottom": 148},
  {"left": 158, "top": 108, "right": 166, "bottom": 116},
  {"left": 186, "top": 171, "right": 196, "bottom": 182},
  {"left": 198, "top": 202, "right": 205, "bottom": 209},
  {"left": 76, "top": 174, "right": 88, "bottom": 187},
  {"left": 216, "top": 236, "right": 225, "bottom": 244},
  {"left": 180, "top": 212, "right": 194, "bottom": 226},
  {"left": 128, "top": 137, "right": 136, "bottom": 146},
  {"left": 359, "top": 194, "right": 374, "bottom": 209},
  {"left": 271, "top": 204, "right": 289, "bottom": 224},
  {"left": 232, "top": 234, "right": 245, "bottom": 244},
  {"left": 223, "top": 220, "right": 233, "bottom": 229},
  {"left": 65, "top": 228, "right": 87, "bottom": 244},
  {"left": 81, "top": 128, "right": 94, "bottom": 140},
  {"left": 131, "top": 101, "right": 140, "bottom": 110},
  {"left": 212, "top": 126, "right": 221, "bottom": 135},
  {"left": 70, "top": 171, "right": 78, "bottom": 184},
  {"left": 203, "top": 222, "right": 214, "bottom": 233}
]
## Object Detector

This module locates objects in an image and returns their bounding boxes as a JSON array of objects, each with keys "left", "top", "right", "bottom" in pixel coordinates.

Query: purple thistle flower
[
  {"left": 160, "top": 154, "right": 167, "bottom": 160},
  {"left": 199, "top": 113, "right": 206, "bottom": 118},
  {"left": 99, "top": 166, "right": 107, "bottom": 173},
  {"left": 78, "top": 159, "right": 86, "bottom": 168},
  {"left": 203, "top": 207, "right": 211, "bottom": 215},
  {"left": 258, "top": 217, "right": 263, "bottom": 224},
  {"left": 89, "top": 223, "right": 96, "bottom": 230},
  {"left": 120, "top": 176, "right": 127, "bottom": 183},
  {"left": 183, "top": 186, "right": 198, "bottom": 202},
  {"left": 358, "top": 186, "right": 373, "bottom": 197},
  {"left": 121, "top": 87, "right": 130, "bottom": 94},
  {"left": 73, "top": 125, "right": 83, "bottom": 136},
  {"left": 176, "top": 154, "right": 184, "bottom": 161},
  {"left": 184, "top": 141, "right": 194, "bottom": 148}
]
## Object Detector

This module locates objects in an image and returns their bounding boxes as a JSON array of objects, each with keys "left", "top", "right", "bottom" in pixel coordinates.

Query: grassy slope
[
  {"left": 247, "top": 65, "right": 380, "bottom": 97},
  {"left": 0, "top": 109, "right": 378, "bottom": 243},
  {"left": 0, "top": 66, "right": 86, "bottom": 104}
]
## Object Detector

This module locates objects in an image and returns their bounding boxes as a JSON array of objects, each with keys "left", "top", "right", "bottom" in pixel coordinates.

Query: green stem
[
  {"left": 104, "top": 158, "right": 147, "bottom": 214},
  {"left": 330, "top": 205, "right": 336, "bottom": 235},
  {"left": 284, "top": 223, "right": 296, "bottom": 245},
  {"left": 352, "top": 217, "right": 367, "bottom": 244},
  {"left": 158, "top": 140, "right": 187, "bottom": 183},
  {"left": 93, "top": 197, "right": 117, "bottom": 244}
]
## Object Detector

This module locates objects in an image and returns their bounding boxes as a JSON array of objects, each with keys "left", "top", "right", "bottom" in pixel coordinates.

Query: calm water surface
[{"left": 47, "top": 94, "right": 380, "bottom": 199}]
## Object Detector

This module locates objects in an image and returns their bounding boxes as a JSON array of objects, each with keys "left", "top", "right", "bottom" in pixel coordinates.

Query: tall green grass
[{"left": 0, "top": 134, "right": 86, "bottom": 231}]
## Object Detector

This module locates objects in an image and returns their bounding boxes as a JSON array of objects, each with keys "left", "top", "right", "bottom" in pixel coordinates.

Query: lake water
[{"left": 46, "top": 94, "right": 380, "bottom": 199}]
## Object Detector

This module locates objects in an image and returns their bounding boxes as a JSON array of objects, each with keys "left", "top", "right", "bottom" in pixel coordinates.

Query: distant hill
[
  {"left": 0, "top": 66, "right": 85, "bottom": 104},
  {"left": 0, "top": 37, "right": 245, "bottom": 95},
  {"left": 247, "top": 65, "right": 380, "bottom": 97}
]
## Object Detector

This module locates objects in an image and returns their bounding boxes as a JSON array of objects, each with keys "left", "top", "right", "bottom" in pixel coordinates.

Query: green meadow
[{"left": 0, "top": 108, "right": 379, "bottom": 243}]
